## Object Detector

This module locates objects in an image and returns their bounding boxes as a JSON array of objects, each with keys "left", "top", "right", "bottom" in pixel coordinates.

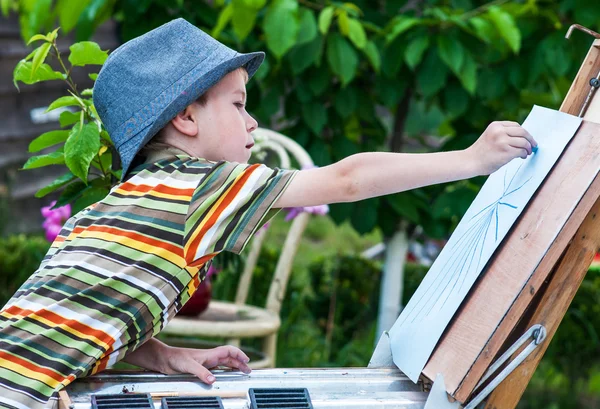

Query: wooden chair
[{"left": 160, "top": 128, "right": 314, "bottom": 368}]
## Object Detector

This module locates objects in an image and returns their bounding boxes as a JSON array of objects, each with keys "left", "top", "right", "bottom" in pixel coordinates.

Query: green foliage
[
  {"left": 114, "top": 0, "right": 594, "bottom": 240},
  {"left": 13, "top": 29, "right": 114, "bottom": 212},
  {"left": 0, "top": 235, "right": 49, "bottom": 307},
  {"left": 12, "top": 0, "right": 600, "bottom": 241}
]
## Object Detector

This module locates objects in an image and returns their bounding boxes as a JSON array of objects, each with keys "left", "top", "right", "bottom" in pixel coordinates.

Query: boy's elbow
[{"left": 333, "top": 156, "right": 360, "bottom": 203}]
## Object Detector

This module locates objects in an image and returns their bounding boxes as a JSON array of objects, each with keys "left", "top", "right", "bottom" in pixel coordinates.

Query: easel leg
[{"left": 484, "top": 196, "right": 600, "bottom": 409}]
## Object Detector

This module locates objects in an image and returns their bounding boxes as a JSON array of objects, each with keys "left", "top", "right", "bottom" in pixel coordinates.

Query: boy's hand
[
  {"left": 467, "top": 121, "right": 538, "bottom": 176},
  {"left": 159, "top": 345, "right": 251, "bottom": 384}
]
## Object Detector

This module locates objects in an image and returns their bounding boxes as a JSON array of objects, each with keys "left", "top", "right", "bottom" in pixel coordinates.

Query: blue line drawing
[{"left": 397, "top": 162, "right": 532, "bottom": 326}]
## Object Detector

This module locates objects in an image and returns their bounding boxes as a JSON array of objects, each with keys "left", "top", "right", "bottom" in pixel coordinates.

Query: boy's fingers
[
  {"left": 504, "top": 125, "right": 538, "bottom": 148},
  {"left": 511, "top": 147, "right": 529, "bottom": 160},
  {"left": 208, "top": 355, "right": 251, "bottom": 374},
  {"left": 189, "top": 361, "right": 217, "bottom": 384},
  {"left": 507, "top": 136, "right": 533, "bottom": 155},
  {"left": 215, "top": 345, "right": 250, "bottom": 363},
  {"left": 198, "top": 346, "right": 251, "bottom": 373}
]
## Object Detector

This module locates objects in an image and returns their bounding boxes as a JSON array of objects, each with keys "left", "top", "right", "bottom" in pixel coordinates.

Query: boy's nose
[{"left": 247, "top": 114, "right": 258, "bottom": 133}]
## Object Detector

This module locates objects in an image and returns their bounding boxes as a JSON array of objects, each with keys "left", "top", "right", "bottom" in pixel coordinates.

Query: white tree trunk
[{"left": 376, "top": 225, "right": 409, "bottom": 338}]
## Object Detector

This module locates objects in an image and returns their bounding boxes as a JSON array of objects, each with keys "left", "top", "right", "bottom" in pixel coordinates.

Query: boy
[{"left": 0, "top": 18, "right": 536, "bottom": 409}]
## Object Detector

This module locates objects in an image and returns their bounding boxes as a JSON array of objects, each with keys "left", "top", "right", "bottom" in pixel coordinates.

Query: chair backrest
[{"left": 234, "top": 128, "right": 313, "bottom": 315}]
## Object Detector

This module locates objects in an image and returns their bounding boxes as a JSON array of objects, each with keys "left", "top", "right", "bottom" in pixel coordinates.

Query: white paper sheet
[{"left": 389, "top": 106, "right": 582, "bottom": 382}]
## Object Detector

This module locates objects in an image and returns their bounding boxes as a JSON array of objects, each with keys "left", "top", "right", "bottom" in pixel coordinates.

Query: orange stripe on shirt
[
  {"left": 118, "top": 182, "right": 194, "bottom": 197},
  {"left": 71, "top": 225, "right": 183, "bottom": 258},
  {"left": 0, "top": 350, "right": 66, "bottom": 385},
  {"left": 186, "top": 165, "right": 260, "bottom": 262},
  {"left": 3, "top": 305, "right": 115, "bottom": 348}
]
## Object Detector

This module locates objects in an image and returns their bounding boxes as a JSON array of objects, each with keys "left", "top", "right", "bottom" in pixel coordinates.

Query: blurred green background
[{"left": 2, "top": 0, "right": 600, "bottom": 407}]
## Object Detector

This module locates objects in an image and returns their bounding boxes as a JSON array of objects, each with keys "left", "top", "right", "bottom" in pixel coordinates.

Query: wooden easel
[
  {"left": 485, "top": 26, "right": 600, "bottom": 409},
  {"left": 418, "top": 24, "right": 600, "bottom": 408}
]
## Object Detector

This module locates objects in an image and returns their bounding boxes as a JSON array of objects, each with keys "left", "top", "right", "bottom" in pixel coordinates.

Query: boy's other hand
[
  {"left": 467, "top": 121, "right": 538, "bottom": 176},
  {"left": 160, "top": 345, "right": 251, "bottom": 384}
]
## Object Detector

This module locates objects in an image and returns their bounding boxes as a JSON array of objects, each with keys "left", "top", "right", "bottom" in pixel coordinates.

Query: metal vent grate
[
  {"left": 161, "top": 396, "right": 224, "bottom": 409},
  {"left": 248, "top": 388, "right": 313, "bottom": 409},
  {"left": 91, "top": 393, "right": 154, "bottom": 409}
]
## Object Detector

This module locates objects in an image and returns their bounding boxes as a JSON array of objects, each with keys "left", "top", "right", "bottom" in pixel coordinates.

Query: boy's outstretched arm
[{"left": 274, "top": 121, "right": 537, "bottom": 209}]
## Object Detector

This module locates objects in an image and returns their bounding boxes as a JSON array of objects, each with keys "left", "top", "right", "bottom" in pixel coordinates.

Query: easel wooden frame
[
  {"left": 483, "top": 36, "right": 600, "bottom": 409},
  {"left": 419, "top": 32, "right": 600, "bottom": 408}
]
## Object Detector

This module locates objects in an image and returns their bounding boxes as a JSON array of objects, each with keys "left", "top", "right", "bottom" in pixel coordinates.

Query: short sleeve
[{"left": 183, "top": 161, "right": 297, "bottom": 263}]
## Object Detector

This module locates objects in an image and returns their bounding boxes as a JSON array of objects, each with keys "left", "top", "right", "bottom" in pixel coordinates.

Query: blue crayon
[{"left": 532, "top": 145, "right": 538, "bottom": 153}]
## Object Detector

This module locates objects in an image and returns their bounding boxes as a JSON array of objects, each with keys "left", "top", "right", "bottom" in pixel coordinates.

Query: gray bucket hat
[{"left": 93, "top": 18, "right": 264, "bottom": 179}]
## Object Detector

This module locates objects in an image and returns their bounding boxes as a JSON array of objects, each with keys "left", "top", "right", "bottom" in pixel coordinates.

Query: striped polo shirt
[{"left": 0, "top": 154, "right": 296, "bottom": 409}]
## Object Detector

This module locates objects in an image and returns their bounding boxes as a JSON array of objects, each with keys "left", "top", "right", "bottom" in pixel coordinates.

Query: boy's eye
[{"left": 234, "top": 102, "right": 245, "bottom": 108}]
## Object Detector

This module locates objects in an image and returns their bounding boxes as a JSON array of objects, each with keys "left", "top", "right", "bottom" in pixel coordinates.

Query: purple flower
[{"left": 41, "top": 201, "right": 71, "bottom": 242}]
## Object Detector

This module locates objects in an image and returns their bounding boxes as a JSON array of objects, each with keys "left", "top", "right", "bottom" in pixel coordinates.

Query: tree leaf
[
  {"left": 351, "top": 199, "right": 378, "bottom": 234},
  {"left": 432, "top": 186, "right": 476, "bottom": 219},
  {"left": 416, "top": 49, "right": 448, "bottom": 97},
  {"left": 232, "top": 4, "right": 257, "bottom": 41},
  {"left": 22, "top": 151, "right": 65, "bottom": 169},
  {"left": 75, "top": 0, "right": 109, "bottom": 41},
  {"left": 308, "top": 67, "right": 329, "bottom": 96},
  {"left": 437, "top": 35, "right": 465, "bottom": 74},
  {"left": 318, "top": 6, "right": 334, "bottom": 35},
  {"left": 487, "top": 6, "right": 521, "bottom": 53},
  {"left": 456, "top": 53, "right": 477, "bottom": 95},
  {"left": 73, "top": 184, "right": 109, "bottom": 213},
  {"left": 347, "top": 18, "right": 367, "bottom": 49},
  {"left": 296, "top": 8, "right": 317, "bottom": 45},
  {"left": 443, "top": 83, "right": 470, "bottom": 119},
  {"left": 469, "top": 16, "right": 496, "bottom": 44},
  {"left": 343, "top": 115, "right": 361, "bottom": 143},
  {"left": 264, "top": 0, "right": 299, "bottom": 59},
  {"left": 19, "top": 0, "right": 52, "bottom": 44},
  {"left": 59, "top": 110, "right": 81, "bottom": 127},
  {"left": 29, "top": 130, "right": 70, "bottom": 152},
  {"left": 288, "top": 35, "right": 323, "bottom": 75},
  {"left": 387, "top": 192, "right": 423, "bottom": 224},
  {"left": 363, "top": 40, "right": 380, "bottom": 72},
  {"left": 64, "top": 122, "right": 101, "bottom": 181},
  {"left": 404, "top": 35, "right": 429, "bottom": 70},
  {"left": 334, "top": 86, "right": 358, "bottom": 118},
  {"left": 386, "top": 16, "right": 420, "bottom": 44},
  {"left": 54, "top": 180, "right": 87, "bottom": 208},
  {"left": 212, "top": 3, "right": 233, "bottom": 38},
  {"left": 58, "top": 0, "right": 92, "bottom": 33},
  {"left": 302, "top": 103, "right": 327, "bottom": 136},
  {"left": 46, "top": 96, "right": 82, "bottom": 112},
  {"left": 31, "top": 42, "right": 53, "bottom": 81},
  {"left": 27, "top": 33, "right": 49, "bottom": 45},
  {"left": 68, "top": 41, "right": 108, "bottom": 66},
  {"left": 35, "top": 172, "right": 77, "bottom": 198},
  {"left": 1, "top": 0, "right": 12, "bottom": 16},
  {"left": 338, "top": 10, "right": 350, "bottom": 36},
  {"left": 327, "top": 33, "right": 359, "bottom": 87},
  {"left": 13, "top": 61, "right": 64, "bottom": 89}
]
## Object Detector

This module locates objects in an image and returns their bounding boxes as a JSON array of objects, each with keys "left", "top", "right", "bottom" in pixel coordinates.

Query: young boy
[{"left": 0, "top": 18, "right": 536, "bottom": 409}]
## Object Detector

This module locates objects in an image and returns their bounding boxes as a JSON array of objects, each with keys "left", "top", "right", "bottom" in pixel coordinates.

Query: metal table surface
[{"left": 65, "top": 367, "right": 429, "bottom": 409}]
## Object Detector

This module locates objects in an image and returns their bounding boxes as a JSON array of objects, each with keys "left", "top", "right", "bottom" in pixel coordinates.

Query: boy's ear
[{"left": 170, "top": 105, "right": 198, "bottom": 137}]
